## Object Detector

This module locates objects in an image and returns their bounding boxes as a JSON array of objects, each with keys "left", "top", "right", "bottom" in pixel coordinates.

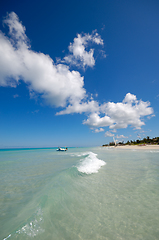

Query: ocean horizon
[{"left": 0, "top": 147, "right": 159, "bottom": 240}]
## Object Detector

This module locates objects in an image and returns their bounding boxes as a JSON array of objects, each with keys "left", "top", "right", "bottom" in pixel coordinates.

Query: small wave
[{"left": 77, "top": 152, "right": 106, "bottom": 174}]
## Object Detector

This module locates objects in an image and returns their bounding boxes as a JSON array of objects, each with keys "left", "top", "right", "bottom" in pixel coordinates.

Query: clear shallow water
[{"left": 0, "top": 147, "right": 159, "bottom": 240}]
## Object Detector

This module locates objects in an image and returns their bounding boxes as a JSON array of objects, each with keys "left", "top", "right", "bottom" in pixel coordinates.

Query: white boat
[{"left": 56, "top": 147, "right": 68, "bottom": 151}]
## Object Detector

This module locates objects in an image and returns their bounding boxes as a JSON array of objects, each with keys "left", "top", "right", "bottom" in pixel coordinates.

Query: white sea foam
[
  {"left": 16, "top": 208, "right": 44, "bottom": 237},
  {"left": 71, "top": 152, "right": 90, "bottom": 157},
  {"left": 3, "top": 234, "right": 11, "bottom": 240},
  {"left": 77, "top": 152, "right": 106, "bottom": 174}
]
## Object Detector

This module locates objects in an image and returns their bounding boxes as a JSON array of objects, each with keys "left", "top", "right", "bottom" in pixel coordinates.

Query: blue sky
[{"left": 0, "top": 0, "right": 159, "bottom": 148}]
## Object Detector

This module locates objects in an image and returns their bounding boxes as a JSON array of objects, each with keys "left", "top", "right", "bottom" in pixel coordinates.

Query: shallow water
[{"left": 0, "top": 147, "right": 159, "bottom": 240}]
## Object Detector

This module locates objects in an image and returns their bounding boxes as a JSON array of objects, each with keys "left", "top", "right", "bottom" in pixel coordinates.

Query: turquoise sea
[{"left": 0, "top": 147, "right": 159, "bottom": 240}]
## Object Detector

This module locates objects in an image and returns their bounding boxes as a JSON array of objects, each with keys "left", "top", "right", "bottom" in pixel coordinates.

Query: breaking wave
[{"left": 77, "top": 151, "right": 106, "bottom": 174}]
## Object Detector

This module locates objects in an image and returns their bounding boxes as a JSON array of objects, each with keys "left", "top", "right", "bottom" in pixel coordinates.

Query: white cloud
[
  {"left": 83, "top": 112, "right": 114, "bottom": 127},
  {"left": 57, "top": 91, "right": 154, "bottom": 132},
  {"left": 116, "top": 135, "right": 128, "bottom": 139},
  {"left": 83, "top": 93, "right": 153, "bottom": 130},
  {"left": 147, "top": 114, "right": 155, "bottom": 119},
  {"left": 56, "top": 100, "right": 99, "bottom": 115},
  {"left": 3, "top": 12, "right": 29, "bottom": 47},
  {"left": 0, "top": 12, "right": 86, "bottom": 108},
  {"left": 105, "top": 131, "right": 114, "bottom": 137},
  {"left": 63, "top": 30, "right": 104, "bottom": 68},
  {"left": 94, "top": 128, "right": 104, "bottom": 133},
  {"left": 111, "top": 129, "right": 117, "bottom": 133},
  {"left": 123, "top": 92, "right": 137, "bottom": 103}
]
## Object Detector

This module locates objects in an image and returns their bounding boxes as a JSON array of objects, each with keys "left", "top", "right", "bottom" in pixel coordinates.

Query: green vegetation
[{"left": 102, "top": 136, "right": 159, "bottom": 147}]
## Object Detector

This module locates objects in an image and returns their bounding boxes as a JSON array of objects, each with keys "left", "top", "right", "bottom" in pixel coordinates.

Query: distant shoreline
[{"left": 103, "top": 144, "right": 159, "bottom": 150}]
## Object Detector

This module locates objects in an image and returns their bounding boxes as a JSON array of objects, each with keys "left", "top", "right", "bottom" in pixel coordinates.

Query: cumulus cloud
[
  {"left": 83, "top": 112, "right": 114, "bottom": 127},
  {"left": 56, "top": 100, "right": 99, "bottom": 115},
  {"left": 104, "top": 132, "right": 128, "bottom": 139},
  {"left": 83, "top": 93, "right": 154, "bottom": 130},
  {"left": 94, "top": 128, "right": 104, "bottom": 133},
  {"left": 123, "top": 92, "right": 137, "bottom": 103},
  {"left": 116, "top": 135, "right": 128, "bottom": 139},
  {"left": 0, "top": 12, "right": 86, "bottom": 107},
  {"left": 63, "top": 30, "right": 104, "bottom": 68},
  {"left": 105, "top": 131, "right": 114, "bottom": 137},
  {"left": 3, "top": 12, "right": 29, "bottom": 47}
]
